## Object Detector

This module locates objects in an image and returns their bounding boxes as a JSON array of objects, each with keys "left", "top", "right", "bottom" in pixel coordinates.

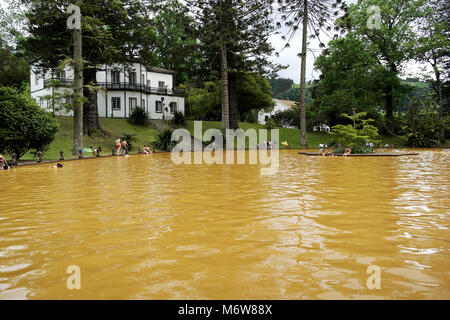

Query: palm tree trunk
[
  {"left": 299, "top": 0, "right": 308, "bottom": 146},
  {"left": 72, "top": 25, "right": 83, "bottom": 156}
]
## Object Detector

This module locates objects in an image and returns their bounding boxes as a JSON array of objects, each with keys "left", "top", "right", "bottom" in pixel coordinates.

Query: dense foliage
[
  {"left": 328, "top": 112, "right": 380, "bottom": 153},
  {"left": 172, "top": 111, "right": 186, "bottom": 127},
  {"left": 0, "top": 86, "right": 58, "bottom": 159},
  {"left": 151, "top": 129, "right": 176, "bottom": 152}
]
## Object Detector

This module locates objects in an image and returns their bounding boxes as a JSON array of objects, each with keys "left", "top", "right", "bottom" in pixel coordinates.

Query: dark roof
[{"left": 148, "top": 67, "right": 175, "bottom": 75}]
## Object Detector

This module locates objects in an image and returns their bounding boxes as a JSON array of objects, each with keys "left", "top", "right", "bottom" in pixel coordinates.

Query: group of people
[
  {"left": 115, "top": 138, "right": 130, "bottom": 157},
  {"left": 115, "top": 138, "right": 153, "bottom": 157},
  {"left": 319, "top": 146, "right": 352, "bottom": 157}
]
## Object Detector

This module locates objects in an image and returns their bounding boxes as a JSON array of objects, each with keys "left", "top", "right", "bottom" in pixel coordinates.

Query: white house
[
  {"left": 258, "top": 99, "right": 296, "bottom": 127},
  {"left": 313, "top": 124, "right": 330, "bottom": 132},
  {"left": 30, "top": 62, "right": 185, "bottom": 120}
]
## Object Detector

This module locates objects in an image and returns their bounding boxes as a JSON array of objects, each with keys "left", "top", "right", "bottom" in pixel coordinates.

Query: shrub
[
  {"left": 245, "top": 109, "right": 258, "bottom": 124},
  {"left": 172, "top": 111, "right": 186, "bottom": 126},
  {"left": 128, "top": 106, "right": 149, "bottom": 126},
  {"left": 401, "top": 103, "right": 447, "bottom": 147},
  {"left": 329, "top": 111, "right": 380, "bottom": 153},
  {"left": 265, "top": 118, "right": 276, "bottom": 130},
  {"left": 334, "top": 144, "right": 375, "bottom": 154},
  {"left": 151, "top": 129, "right": 176, "bottom": 152},
  {"left": 273, "top": 109, "right": 299, "bottom": 128},
  {"left": 0, "top": 86, "right": 58, "bottom": 159}
]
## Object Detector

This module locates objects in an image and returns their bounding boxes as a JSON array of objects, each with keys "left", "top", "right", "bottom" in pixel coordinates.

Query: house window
[
  {"left": 158, "top": 81, "right": 166, "bottom": 94},
  {"left": 155, "top": 101, "right": 163, "bottom": 113},
  {"left": 147, "top": 80, "right": 151, "bottom": 87},
  {"left": 35, "top": 72, "right": 40, "bottom": 85},
  {"left": 129, "top": 97, "right": 137, "bottom": 111},
  {"left": 129, "top": 72, "right": 136, "bottom": 85},
  {"left": 112, "top": 97, "right": 121, "bottom": 111},
  {"left": 111, "top": 71, "right": 120, "bottom": 84},
  {"left": 141, "top": 74, "right": 145, "bottom": 84},
  {"left": 169, "top": 102, "right": 177, "bottom": 113},
  {"left": 56, "top": 71, "right": 65, "bottom": 81}
]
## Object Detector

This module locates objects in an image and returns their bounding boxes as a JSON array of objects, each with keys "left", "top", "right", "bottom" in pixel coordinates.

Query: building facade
[
  {"left": 258, "top": 99, "right": 296, "bottom": 127},
  {"left": 30, "top": 62, "right": 185, "bottom": 120}
]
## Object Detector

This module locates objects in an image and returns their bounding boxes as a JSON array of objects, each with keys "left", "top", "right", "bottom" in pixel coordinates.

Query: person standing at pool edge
[
  {"left": 121, "top": 140, "right": 129, "bottom": 156},
  {"left": 115, "top": 138, "right": 121, "bottom": 155}
]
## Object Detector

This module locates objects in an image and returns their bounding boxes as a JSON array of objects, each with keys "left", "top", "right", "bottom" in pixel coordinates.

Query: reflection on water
[{"left": 0, "top": 149, "right": 448, "bottom": 299}]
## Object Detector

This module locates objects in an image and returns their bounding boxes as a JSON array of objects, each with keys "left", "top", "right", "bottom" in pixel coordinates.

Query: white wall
[
  {"left": 258, "top": 100, "right": 290, "bottom": 125},
  {"left": 31, "top": 62, "right": 184, "bottom": 119}
]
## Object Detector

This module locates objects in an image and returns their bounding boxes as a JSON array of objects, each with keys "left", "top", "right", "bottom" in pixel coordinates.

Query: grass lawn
[
  {"left": 185, "top": 120, "right": 410, "bottom": 149},
  {"left": 14, "top": 118, "right": 446, "bottom": 161},
  {"left": 20, "top": 117, "right": 159, "bottom": 160}
]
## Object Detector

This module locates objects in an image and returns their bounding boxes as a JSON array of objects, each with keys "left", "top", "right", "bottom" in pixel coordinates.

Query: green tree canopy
[{"left": 0, "top": 86, "right": 58, "bottom": 160}]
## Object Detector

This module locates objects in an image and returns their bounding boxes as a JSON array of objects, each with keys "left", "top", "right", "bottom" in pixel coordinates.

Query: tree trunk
[
  {"left": 436, "top": 71, "right": 445, "bottom": 143},
  {"left": 385, "top": 64, "right": 398, "bottom": 135},
  {"left": 72, "top": 26, "right": 83, "bottom": 156},
  {"left": 299, "top": 0, "right": 308, "bottom": 146},
  {"left": 385, "top": 82, "right": 394, "bottom": 134},
  {"left": 228, "top": 72, "right": 239, "bottom": 130},
  {"left": 83, "top": 67, "right": 101, "bottom": 135},
  {"left": 220, "top": 41, "right": 230, "bottom": 131}
]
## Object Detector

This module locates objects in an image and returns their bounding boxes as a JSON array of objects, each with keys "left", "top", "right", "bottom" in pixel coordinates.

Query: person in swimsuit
[
  {"left": 121, "top": 140, "right": 129, "bottom": 156},
  {"left": 343, "top": 147, "right": 351, "bottom": 157},
  {"left": 115, "top": 138, "right": 121, "bottom": 155},
  {"left": 0, "top": 155, "right": 10, "bottom": 170},
  {"left": 143, "top": 145, "right": 152, "bottom": 154}
]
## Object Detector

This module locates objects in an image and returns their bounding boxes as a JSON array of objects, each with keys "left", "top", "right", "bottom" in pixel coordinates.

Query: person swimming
[
  {"left": 0, "top": 155, "right": 11, "bottom": 170},
  {"left": 143, "top": 145, "right": 152, "bottom": 154}
]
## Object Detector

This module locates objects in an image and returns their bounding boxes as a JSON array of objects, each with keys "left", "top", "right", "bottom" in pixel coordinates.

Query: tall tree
[
  {"left": 0, "top": 39, "right": 29, "bottom": 87},
  {"left": 347, "top": 0, "right": 426, "bottom": 134},
  {"left": 20, "top": 0, "right": 159, "bottom": 135},
  {"left": 415, "top": 0, "right": 450, "bottom": 143},
  {"left": 152, "top": 0, "right": 200, "bottom": 84},
  {"left": 274, "top": 0, "right": 347, "bottom": 146},
  {"left": 313, "top": 34, "right": 388, "bottom": 127},
  {"left": 188, "top": 0, "right": 278, "bottom": 130}
]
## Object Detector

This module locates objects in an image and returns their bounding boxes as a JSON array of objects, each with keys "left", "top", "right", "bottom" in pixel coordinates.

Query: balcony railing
[
  {"left": 43, "top": 78, "right": 184, "bottom": 97},
  {"left": 98, "top": 82, "right": 184, "bottom": 97},
  {"left": 44, "top": 78, "right": 74, "bottom": 87}
]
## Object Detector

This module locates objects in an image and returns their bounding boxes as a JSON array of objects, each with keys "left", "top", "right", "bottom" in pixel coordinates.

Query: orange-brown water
[{"left": 0, "top": 149, "right": 448, "bottom": 299}]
